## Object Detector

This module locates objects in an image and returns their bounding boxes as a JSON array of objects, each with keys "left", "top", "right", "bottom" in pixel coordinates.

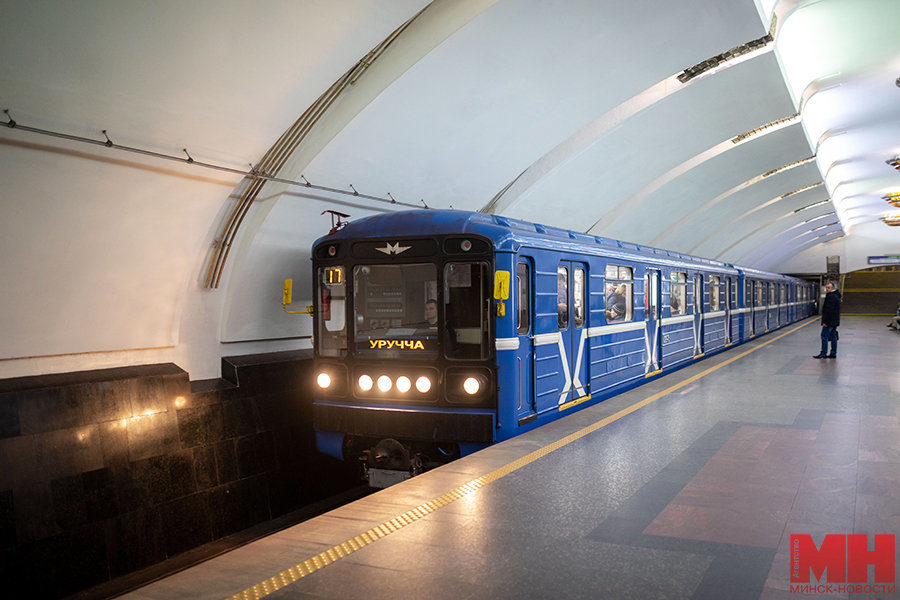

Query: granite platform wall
[{"left": 0, "top": 350, "right": 358, "bottom": 598}]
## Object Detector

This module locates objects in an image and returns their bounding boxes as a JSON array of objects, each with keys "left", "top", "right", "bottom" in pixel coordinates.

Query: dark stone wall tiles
[
  {"left": 177, "top": 404, "right": 225, "bottom": 448},
  {"left": 0, "top": 393, "right": 20, "bottom": 438},
  {"left": 0, "top": 350, "right": 360, "bottom": 598}
]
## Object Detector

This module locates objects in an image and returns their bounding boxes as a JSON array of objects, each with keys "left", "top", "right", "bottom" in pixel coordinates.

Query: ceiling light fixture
[
  {"left": 883, "top": 192, "right": 900, "bottom": 208},
  {"left": 731, "top": 114, "right": 800, "bottom": 144},
  {"left": 794, "top": 198, "right": 831, "bottom": 213},
  {"left": 677, "top": 33, "right": 773, "bottom": 83},
  {"left": 760, "top": 156, "right": 816, "bottom": 179},
  {"left": 802, "top": 211, "right": 835, "bottom": 224},
  {"left": 779, "top": 182, "right": 824, "bottom": 201},
  {"left": 881, "top": 215, "right": 900, "bottom": 226},
  {"left": 809, "top": 221, "right": 839, "bottom": 232}
]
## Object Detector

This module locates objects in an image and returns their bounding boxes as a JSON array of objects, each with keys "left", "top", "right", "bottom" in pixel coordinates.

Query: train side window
[
  {"left": 745, "top": 281, "right": 752, "bottom": 307},
  {"left": 516, "top": 262, "right": 530, "bottom": 335},
  {"left": 670, "top": 272, "right": 687, "bottom": 315},
  {"left": 605, "top": 265, "right": 632, "bottom": 323},
  {"left": 756, "top": 281, "right": 764, "bottom": 307},
  {"left": 557, "top": 266, "right": 568, "bottom": 329},
  {"left": 574, "top": 268, "right": 586, "bottom": 328},
  {"left": 709, "top": 276, "right": 721, "bottom": 311}
]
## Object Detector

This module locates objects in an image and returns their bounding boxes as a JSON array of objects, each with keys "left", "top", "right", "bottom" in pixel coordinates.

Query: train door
[
  {"left": 556, "top": 261, "right": 589, "bottom": 409},
  {"left": 645, "top": 269, "right": 662, "bottom": 375},
  {"left": 724, "top": 277, "right": 733, "bottom": 345},
  {"left": 514, "top": 259, "right": 536, "bottom": 426},
  {"left": 693, "top": 273, "right": 704, "bottom": 357},
  {"left": 746, "top": 280, "right": 755, "bottom": 337}
]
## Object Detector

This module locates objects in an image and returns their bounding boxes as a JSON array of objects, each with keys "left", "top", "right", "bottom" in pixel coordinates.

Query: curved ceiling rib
[
  {"left": 757, "top": 230, "right": 845, "bottom": 272},
  {"left": 714, "top": 197, "right": 824, "bottom": 260},
  {"left": 204, "top": 6, "right": 426, "bottom": 288},
  {"left": 753, "top": 226, "right": 844, "bottom": 269},
  {"left": 591, "top": 114, "right": 800, "bottom": 236},
  {"left": 689, "top": 182, "right": 824, "bottom": 254},
  {"left": 480, "top": 29, "right": 776, "bottom": 217},
  {"left": 207, "top": 0, "right": 501, "bottom": 288},
  {"left": 650, "top": 155, "right": 815, "bottom": 247},
  {"left": 736, "top": 211, "right": 837, "bottom": 264}
]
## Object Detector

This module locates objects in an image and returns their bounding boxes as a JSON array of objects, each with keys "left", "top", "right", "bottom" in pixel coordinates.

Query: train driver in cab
[{"left": 424, "top": 299, "right": 438, "bottom": 326}]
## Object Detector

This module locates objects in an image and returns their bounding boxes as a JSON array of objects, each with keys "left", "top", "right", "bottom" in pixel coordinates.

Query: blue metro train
[{"left": 310, "top": 210, "right": 816, "bottom": 482}]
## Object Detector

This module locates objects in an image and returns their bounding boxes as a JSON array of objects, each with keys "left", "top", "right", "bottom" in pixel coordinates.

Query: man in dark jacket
[{"left": 814, "top": 281, "right": 841, "bottom": 358}]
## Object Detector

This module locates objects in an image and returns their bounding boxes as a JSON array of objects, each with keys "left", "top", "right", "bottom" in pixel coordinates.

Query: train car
[{"left": 309, "top": 210, "right": 813, "bottom": 485}]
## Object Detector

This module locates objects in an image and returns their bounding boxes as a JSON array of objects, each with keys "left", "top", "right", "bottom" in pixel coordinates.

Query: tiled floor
[{"left": 126, "top": 317, "right": 900, "bottom": 600}]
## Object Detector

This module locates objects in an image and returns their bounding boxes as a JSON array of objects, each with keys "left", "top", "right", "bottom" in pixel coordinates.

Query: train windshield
[{"left": 353, "top": 264, "right": 439, "bottom": 357}]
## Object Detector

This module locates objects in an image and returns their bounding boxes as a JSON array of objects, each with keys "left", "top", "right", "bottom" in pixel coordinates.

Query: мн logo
[{"left": 790, "top": 534, "right": 895, "bottom": 594}]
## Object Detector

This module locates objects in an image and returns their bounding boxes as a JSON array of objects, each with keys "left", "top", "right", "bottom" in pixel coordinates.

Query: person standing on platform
[
  {"left": 814, "top": 281, "right": 841, "bottom": 358},
  {"left": 887, "top": 299, "right": 900, "bottom": 330}
]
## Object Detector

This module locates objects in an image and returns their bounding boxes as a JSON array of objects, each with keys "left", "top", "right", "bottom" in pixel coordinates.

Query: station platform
[{"left": 125, "top": 316, "right": 900, "bottom": 600}]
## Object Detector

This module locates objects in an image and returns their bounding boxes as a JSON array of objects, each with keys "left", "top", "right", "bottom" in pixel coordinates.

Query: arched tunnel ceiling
[{"left": 1, "top": 0, "right": 898, "bottom": 379}]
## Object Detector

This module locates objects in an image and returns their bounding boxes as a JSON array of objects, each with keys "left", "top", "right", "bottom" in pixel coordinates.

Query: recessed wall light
[{"left": 677, "top": 33, "right": 773, "bottom": 83}]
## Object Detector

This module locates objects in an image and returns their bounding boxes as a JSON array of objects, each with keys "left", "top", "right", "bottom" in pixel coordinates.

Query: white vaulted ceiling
[{"left": 1, "top": 0, "right": 898, "bottom": 379}]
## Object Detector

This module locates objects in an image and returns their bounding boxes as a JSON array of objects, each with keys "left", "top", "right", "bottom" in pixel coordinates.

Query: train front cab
[{"left": 310, "top": 233, "right": 500, "bottom": 480}]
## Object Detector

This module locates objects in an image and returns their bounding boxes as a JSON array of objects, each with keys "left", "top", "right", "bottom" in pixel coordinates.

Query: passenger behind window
[
  {"left": 605, "top": 283, "right": 626, "bottom": 322},
  {"left": 670, "top": 290, "right": 681, "bottom": 314}
]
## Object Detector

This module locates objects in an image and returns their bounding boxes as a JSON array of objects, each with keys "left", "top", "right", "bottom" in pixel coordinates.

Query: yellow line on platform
[{"left": 226, "top": 318, "right": 816, "bottom": 600}]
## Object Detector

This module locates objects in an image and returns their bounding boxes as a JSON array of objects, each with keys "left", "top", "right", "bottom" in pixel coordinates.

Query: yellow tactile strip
[{"left": 227, "top": 318, "right": 815, "bottom": 600}]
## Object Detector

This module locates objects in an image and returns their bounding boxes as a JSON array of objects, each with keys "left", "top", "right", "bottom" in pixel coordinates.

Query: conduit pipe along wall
[{"left": 204, "top": 8, "right": 425, "bottom": 289}]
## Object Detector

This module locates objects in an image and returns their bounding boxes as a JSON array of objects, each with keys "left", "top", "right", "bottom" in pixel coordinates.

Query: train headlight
[
  {"left": 316, "top": 372, "right": 332, "bottom": 389},
  {"left": 358, "top": 374, "right": 373, "bottom": 391},
  {"left": 463, "top": 377, "right": 480, "bottom": 395},
  {"left": 415, "top": 376, "right": 432, "bottom": 393},
  {"left": 376, "top": 375, "right": 392, "bottom": 392},
  {"left": 396, "top": 376, "right": 411, "bottom": 393}
]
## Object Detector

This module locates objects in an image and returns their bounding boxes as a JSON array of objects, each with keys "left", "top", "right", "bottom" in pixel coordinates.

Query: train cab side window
[
  {"left": 574, "top": 268, "right": 586, "bottom": 328},
  {"left": 670, "top": 272, "right": 687, "bottom": 315},
  {"left": 557, "top": 266, "right": 568, "bottom": 329},
  {"left": 709, "top": 276, "right": 721, "bottom": 311},
  {"left": 516, "top": 262, "right": 530, "bottom": 335},
  {"left": 604, "top": 265, "right": 632, "bottom": 323},
  {"left": 444, "top": 262, "right": 489, "bottom": 360},
  {"left": 317, "top": 266, "right": 347, "bottom": 357}
]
